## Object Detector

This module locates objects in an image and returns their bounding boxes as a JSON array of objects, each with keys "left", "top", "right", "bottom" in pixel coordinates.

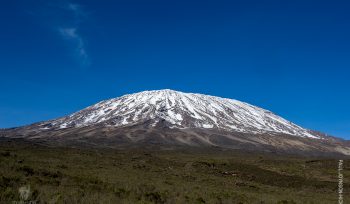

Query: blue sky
[{"left": 0, "top": 0, "right": 349, "bottom": 139}]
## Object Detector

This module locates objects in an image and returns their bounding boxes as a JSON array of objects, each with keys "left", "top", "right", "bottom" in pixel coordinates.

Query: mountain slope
[
  {"left": 42, "top": 89, "right": 316, "bottom": 138},
  {"left": 1, "top": 89, "right": 349, "bottom": 156}
]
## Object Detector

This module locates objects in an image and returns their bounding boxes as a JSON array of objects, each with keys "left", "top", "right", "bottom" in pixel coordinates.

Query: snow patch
[{"left": 50, "top": 89, "right": 319, "bottom": 139}]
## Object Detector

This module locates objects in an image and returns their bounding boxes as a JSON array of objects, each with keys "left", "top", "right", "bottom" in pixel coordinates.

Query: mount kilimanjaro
[{"left": 1, "top": 89, "right": 349, "bottom": 156}]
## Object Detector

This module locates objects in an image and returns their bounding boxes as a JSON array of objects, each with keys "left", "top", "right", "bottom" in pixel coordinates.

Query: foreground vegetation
[{"left": 0, "top": 140, "right": 348, "bottom": 203}]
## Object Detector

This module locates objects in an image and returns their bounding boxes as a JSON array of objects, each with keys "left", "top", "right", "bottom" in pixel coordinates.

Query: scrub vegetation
[{"left": 0, "top": 140, "right": 348, "bottom": 203}]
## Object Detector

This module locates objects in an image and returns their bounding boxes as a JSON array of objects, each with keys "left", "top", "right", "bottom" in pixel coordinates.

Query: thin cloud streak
[
  {"left": 58, "top": 2, "right": 90, "bottom": 67},
  {"left": 67, "top": 3, "right": 86, "bottom": 23},
  {"left": 59, "top": 27, "right": 89, "bottom": 66}
]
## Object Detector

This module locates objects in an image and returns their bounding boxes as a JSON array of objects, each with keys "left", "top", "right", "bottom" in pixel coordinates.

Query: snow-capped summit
[
  {"left": 4, "top": 89, "right": 350, "bottom": 156},
  {"left": 42, "top": 89, "right": 318, "bottom": 139}
]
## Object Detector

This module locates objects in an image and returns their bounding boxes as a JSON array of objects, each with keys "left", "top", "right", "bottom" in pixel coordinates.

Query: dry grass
[{"left": 0, "top": 140, "right": 348, "bottom": 203}]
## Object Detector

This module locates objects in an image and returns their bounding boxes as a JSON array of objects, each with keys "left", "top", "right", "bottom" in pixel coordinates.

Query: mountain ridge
[
  {"left": 1, "top": 89, "right": 349, "bottom": 156},
  {"left": 39, "top": 89, "right": 318, "bottom": 138}
]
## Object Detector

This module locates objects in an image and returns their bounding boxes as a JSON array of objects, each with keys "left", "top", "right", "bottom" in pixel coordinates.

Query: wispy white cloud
[
  {"left": 59, "top": 27, "right": 77, "bottom": 38},
  {"left": 66, "top": 3, "right": 86, "bottom": 22},
  {"left": 59, "top": 27, "right": 89, "bottom": 66},
  {"left": 68, "top": 3, "right": 80, "bottom": 12},
  {"left": 57, "top": 2, "right": 90, "bottom": 67}
]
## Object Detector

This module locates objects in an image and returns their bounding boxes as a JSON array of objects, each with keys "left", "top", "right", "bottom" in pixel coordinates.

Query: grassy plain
[{"left": 0, "top": 140, "right": 348, "bottom": 203}]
